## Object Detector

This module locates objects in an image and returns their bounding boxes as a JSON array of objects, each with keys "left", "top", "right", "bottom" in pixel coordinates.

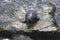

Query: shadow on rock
[{"left": 0, "top": 30, "right": 60, "bottom": 40}]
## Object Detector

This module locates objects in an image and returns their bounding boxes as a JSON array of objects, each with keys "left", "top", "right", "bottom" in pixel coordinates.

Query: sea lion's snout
[{"left": 22, "top": 10, "right": 39, "bottom": 23}]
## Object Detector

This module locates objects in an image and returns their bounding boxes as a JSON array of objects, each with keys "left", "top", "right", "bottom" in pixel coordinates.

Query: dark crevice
[{"left": 0, "top": 30, "right": 60, "bottom": 40}]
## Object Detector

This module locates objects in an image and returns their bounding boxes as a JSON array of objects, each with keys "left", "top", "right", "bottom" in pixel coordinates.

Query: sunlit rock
[
  {"left": 32, "top": 3, "right": 57, "bottom": 31},
  {"left": 0, "top": 0, "right": 58, "bottom": 32}
]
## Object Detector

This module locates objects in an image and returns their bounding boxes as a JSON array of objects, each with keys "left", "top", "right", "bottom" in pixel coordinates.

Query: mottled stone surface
[
  {"left": 27, "top": 3, "right": 57, "bottom": 31},
  {"left": 0, "top": 0, "right": 58, "bottom": 32},
  {"left": 0, "top": 0, "right": 60, "bottom": 40}
]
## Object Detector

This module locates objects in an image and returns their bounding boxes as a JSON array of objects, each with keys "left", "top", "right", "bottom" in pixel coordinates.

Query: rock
[
  {"left": 12, "top": 34, "right": 32, "bottom": 40},
  {"left": 0, "top": 0, "right": 58, "bottom": 32},
  {"left": 0, "top": 30, "right": 14, "bottom": 38},
  {"left": 0, "top": 30, "right": 32, "bottom": 40},
  {"left": 32, "top": 3, "right": 57, "bottom": 31}
]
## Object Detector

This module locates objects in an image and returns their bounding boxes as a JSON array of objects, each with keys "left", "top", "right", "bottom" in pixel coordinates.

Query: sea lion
[{"left": 22, "top": 10, "right": 39, "bottom": 23}]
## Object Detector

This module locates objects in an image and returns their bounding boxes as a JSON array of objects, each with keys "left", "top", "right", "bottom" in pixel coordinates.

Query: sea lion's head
[{"left": 22, "top": 10, "right": 39, "bottom": 23}]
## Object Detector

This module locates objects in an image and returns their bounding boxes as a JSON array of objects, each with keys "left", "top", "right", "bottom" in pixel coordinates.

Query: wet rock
[
  {"left": 0, "top": 0, "right": 58, "bottom": 32},
  {"left": 12, "top": 34, "right": 32, "bottom": 40},
  {"left": 0, "top": 30, "right": 14, "bottom": 38}
]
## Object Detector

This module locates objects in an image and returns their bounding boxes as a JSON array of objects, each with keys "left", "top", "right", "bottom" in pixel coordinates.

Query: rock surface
[
  {"left": 0, "top": 0, "right": 58, "bottom": 32},
  {"left": 12, "top": 34, "right": 32, "bottom": 40},
  {"left": 0, "top": 0, "right": 60, "bottom": 40}
]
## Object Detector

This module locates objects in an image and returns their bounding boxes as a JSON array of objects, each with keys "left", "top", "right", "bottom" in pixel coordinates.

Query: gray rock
[{"left": 0, "top": 0, "right": 58, "bottom": 32}]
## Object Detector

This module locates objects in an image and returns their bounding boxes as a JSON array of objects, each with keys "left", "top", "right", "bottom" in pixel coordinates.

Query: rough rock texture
[
  {"left": 0, "top": 0, "right": 60, "bottom": 40},
  {"left": 32, "top": 3, "right": 57, "bottom": 31},
  {"left": 0, "top": 0, "right": 58, "bottom": 32}
]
